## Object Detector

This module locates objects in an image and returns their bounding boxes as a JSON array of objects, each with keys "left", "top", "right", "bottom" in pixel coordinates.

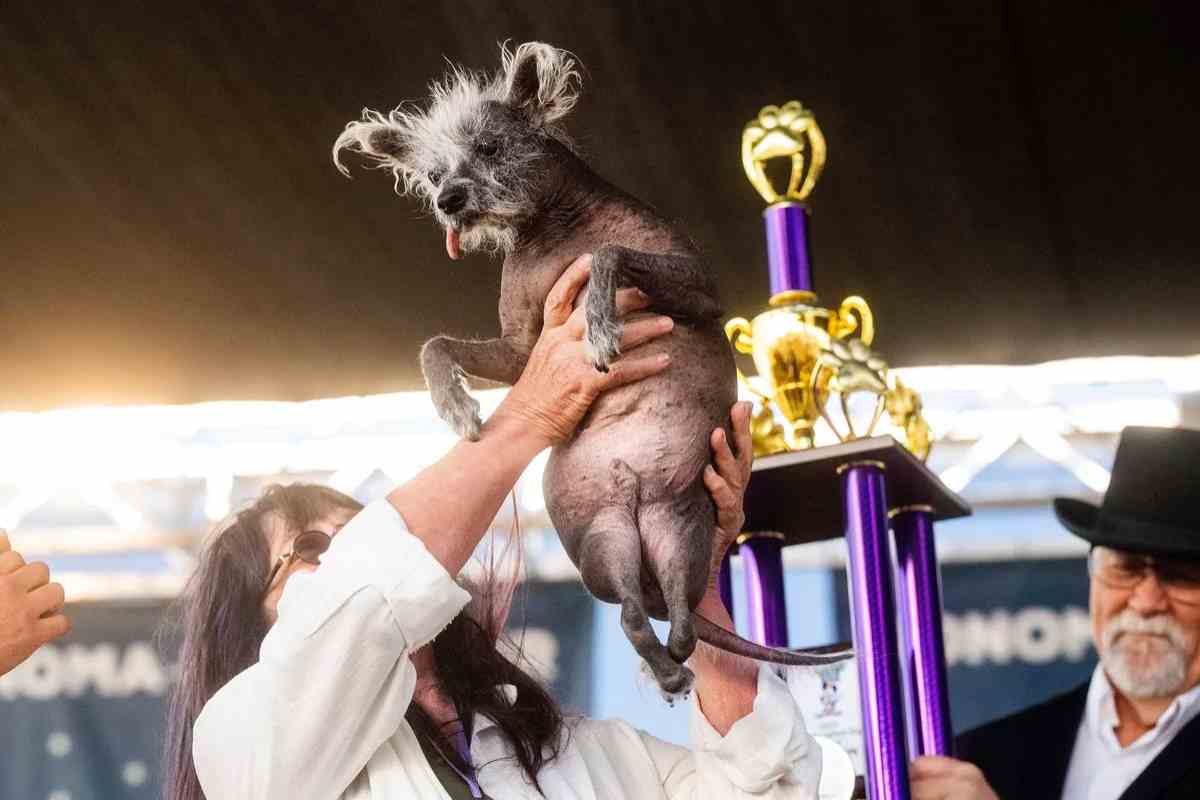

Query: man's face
[{"left": 1090, "top": 547, "right": 1200, "bottom": 700}]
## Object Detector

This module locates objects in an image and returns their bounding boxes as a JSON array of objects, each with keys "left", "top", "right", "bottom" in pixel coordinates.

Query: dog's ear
[
  {"left": 500, "top": 41, "right": 581, "bottom": 127},
  {"left": 332, "top": 111, "right": 411, "bottom": 178}
]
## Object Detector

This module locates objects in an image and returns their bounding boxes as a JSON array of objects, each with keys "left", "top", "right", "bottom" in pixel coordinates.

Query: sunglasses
[{"left": 261, "top": 529, "right": 333, "bottom": 602}]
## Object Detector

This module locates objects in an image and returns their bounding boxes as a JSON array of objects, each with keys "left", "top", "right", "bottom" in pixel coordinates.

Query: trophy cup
[{"left": 723, "top": 102, "right": 968, "bottom": 800}]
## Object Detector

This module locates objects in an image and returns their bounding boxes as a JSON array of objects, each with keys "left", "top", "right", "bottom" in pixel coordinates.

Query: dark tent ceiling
[{"left": 2, "top": 1, "right": 1197, "bottom": 410}]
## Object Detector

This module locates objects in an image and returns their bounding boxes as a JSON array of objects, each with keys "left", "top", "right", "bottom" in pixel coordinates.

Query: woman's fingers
[
  {"left": 543, "top": 254, "right": 594, "bottom": 328},
  {"left": 566, "top": 286, "right": 653, "bottom": 339},
  {"left": 730, "top": 401, "right": 754, "bottom": 471},
  {"left": 618, "top": 315, "right": 673, "bottom": 350},
  {"left": 614, "top": 287, "right": 652, "bottom": 315},
  {"left": 598, "top": 352, "right": 671, "bottom": 390},
  {"left": 710, "top": 427, "right": 740, "bottom": 487},
  {"left": 704, "top": 464, "right": 739, "bottom": 514}
]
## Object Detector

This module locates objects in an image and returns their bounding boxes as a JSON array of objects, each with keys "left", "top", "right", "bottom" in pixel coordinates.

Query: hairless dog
[{"left": 335, "top": 42, "right": 849, "bottom": 696}]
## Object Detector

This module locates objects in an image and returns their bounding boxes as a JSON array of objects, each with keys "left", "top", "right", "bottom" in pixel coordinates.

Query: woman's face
[{"left": 260, "top": 505, "right": 359, "bottom": 621}]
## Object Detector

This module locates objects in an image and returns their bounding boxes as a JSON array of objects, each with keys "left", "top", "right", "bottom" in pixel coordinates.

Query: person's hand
[
  {"left": 497, "top": 253, "right": 675, "bottom": 447},
  {"left": 703, "top": 401, "right": 754, "bottom": 586},
  {"left": 0, "top": 529, "right": 71, "bottom": 677},
  {"left": 910, "top": 756, "right": 1000, "bottom": 800}
]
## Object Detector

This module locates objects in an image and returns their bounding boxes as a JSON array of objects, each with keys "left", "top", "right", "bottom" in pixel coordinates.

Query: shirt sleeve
[
  {"left": 641, "top": 664, "right": 822, "bottom": 798},
  {"left": 191, "top": 499, "right": 473, "bottom": 800}
]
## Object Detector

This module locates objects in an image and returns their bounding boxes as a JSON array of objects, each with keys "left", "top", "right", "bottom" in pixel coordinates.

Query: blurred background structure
[{"left": 1, "top": 0, "right": 1198, "bottom": 798}]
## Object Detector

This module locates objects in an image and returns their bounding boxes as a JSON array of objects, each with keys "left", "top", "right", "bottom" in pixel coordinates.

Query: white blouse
[{"left": 192, "top": 499, "right": 823, "bottom": 799}]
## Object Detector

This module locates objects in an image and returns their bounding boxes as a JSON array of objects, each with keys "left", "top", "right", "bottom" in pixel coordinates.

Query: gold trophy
[{"left": 726, "top": 101, "right": 932, "bottom": 461}]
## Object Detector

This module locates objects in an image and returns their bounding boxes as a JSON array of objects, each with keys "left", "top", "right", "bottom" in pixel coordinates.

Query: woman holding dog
[{"left": 164, "top": 256, "right": 824, "bottom": 799}]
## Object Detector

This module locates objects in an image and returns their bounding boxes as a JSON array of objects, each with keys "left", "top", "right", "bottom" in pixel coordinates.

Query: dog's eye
[
  {"left": 428, "top": 168, "right": 444, "bottom": 185},
  {"left": 478, "top": 138, "right": 500, "bottom": 158}
]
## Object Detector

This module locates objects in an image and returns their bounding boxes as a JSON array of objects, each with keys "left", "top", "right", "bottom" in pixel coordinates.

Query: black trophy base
[{"left": 741, "top": 435, "right": 971, "bottom": 547}]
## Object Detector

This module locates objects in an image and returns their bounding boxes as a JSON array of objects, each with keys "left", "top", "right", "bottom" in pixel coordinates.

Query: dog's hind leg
[
  {"left": 575, "top": 461, "right": 695, "bottom": 699},
  {"left": 639, "top": 491, "right": 713, "bottom": 668}
]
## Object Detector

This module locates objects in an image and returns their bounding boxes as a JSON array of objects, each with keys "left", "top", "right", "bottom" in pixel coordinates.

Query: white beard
[{"left": 1100, "top": 609, "right": 1194, "bottom": 699}]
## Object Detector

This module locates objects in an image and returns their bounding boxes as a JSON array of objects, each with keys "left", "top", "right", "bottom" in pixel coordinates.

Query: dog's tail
[{"left": 691, "top": 612, "right": 853, "bottom": 665}]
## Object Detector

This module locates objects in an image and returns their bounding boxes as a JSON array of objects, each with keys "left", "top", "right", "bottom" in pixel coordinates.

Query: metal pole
[
  {"left": 737, "top": 532, "right": 790, "bottom": 647},
  {"left": 892, "top": 505, "right": 954, "bottom": 757},
  {"left": 840, "top": 460, "right": 910, "bottom": 800}
]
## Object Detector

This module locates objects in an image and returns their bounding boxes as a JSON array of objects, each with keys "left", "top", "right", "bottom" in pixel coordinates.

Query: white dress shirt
[
  {"left": 1061, "top": 663, "right": 1200, "bottom": 800},
  {"left": 193, "top": 499, "right": 823, "bottom": 800}
]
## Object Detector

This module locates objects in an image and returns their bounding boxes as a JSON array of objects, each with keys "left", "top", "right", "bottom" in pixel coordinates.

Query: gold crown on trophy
[{"left": 727, "top": 101, "right": 933, "bottom": 461}]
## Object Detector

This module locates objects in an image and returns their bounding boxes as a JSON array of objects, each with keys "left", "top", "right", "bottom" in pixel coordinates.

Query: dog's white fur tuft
[{"left": 332, "top": 42, "right": 581, "bottom": 256}]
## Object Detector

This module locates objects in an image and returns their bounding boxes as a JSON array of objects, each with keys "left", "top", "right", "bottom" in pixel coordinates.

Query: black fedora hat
[{"left": 1054, "top": 426, "right": 1200, "bottom": 559}]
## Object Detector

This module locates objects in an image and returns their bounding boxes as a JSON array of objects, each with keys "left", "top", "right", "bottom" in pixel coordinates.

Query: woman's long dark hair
[{"left": 163, "top": 483, "right": 565, "bottom": 800}]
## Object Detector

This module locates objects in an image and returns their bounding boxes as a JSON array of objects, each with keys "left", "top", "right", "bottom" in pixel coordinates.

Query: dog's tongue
[{"left": 445, "top": 227, "right": 461, "bottom": 260}]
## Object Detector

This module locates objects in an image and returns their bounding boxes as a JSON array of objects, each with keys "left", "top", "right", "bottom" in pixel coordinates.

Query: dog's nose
[{"left": 437, "top": 186, "right": 468, "bottom": 215}]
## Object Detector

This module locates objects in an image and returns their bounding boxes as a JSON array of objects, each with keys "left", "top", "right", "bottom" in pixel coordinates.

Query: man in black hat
[{"left": 909, "top": 426, "right": 1200, "bottom": 800}]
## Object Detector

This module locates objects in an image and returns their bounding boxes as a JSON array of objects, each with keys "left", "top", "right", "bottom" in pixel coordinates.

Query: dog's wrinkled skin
[{"left": 335, "top": 42, "right": 847, "bottom": 695}]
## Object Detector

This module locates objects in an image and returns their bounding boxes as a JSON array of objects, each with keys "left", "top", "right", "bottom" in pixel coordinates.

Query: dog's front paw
[
  {"left": 584, "top": 315, "right": 622, "bottom": 372},
  {"left": 432, "top": 381, "right": 482, "bottom": 441}
]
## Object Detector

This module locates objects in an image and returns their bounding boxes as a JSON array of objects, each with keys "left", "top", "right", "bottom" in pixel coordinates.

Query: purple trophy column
[
  {"left": 718, "top": 551, "right": 734, "bottom": 615},
  {"left": 892, "top": 506, "right": 954, "bottom": 757},
  {"left": 764, "top": 204, "right": 815, "bottom": 296},
  {"left": 841, "top": 461, "right": 911, "bottom": 800},
  {"left": 738, "top": 532, "right": 790, "bottom": 646}
]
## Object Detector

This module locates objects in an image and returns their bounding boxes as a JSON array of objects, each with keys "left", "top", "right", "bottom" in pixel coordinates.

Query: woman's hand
[
  {"left": 496, "top": 253, "right": 675, "bottom": 448},
  {"left": 702, "top": 401, "right": 754, "bottom": 587}
]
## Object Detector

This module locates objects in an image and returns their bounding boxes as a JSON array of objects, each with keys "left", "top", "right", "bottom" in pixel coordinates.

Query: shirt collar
[
  {"left": 470, "top": 684, "right": 518, "bottom": 739},
  {"left": 1085, "top": 663, "right": 1200, "bottom": 751}
]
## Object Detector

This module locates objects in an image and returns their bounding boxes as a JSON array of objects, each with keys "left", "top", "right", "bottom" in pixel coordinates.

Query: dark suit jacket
[{"left": 956, "top": 682, "right": 1200, "bottom": 800}]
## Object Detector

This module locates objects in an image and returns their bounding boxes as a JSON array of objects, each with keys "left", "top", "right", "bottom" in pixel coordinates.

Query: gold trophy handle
[
  {"left": 829, "top": 296, "right": 875, "bottom": 345},
  {"left": 725, "top": 317, "right": 756, "bottom": 354},
  {"left": 724, "top": 317, "right": 769, "bottom": 399}
]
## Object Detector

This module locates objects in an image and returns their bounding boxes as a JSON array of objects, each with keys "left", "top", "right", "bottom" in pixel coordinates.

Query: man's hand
[
  {"left": 0, "top": 529, "right": 71, "bottom": 677},
  {"left": 910, "top": 756, "right": 1000, "bottom": 800},
  {"left": 703, "top": 401, "right": 754, "bottom": 586}
]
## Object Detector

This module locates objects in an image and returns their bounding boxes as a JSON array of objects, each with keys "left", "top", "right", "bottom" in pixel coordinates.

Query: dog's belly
[{"left": 543, "top": 322, "right": 736, "bottom": 564}]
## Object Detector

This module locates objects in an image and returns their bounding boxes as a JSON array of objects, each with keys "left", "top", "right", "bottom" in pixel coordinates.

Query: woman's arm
[
  {"left": 193, "top": 501, "right": 471, "bottom": 799},
  {"left": 192, "top": 255, "right": 674, "bottom": 799},
  {"left": 690, "top": 401, "right": 761, "bottom": 735},
  {"left": 389, "top": 254, "right": 674, "bottom": 576}
]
